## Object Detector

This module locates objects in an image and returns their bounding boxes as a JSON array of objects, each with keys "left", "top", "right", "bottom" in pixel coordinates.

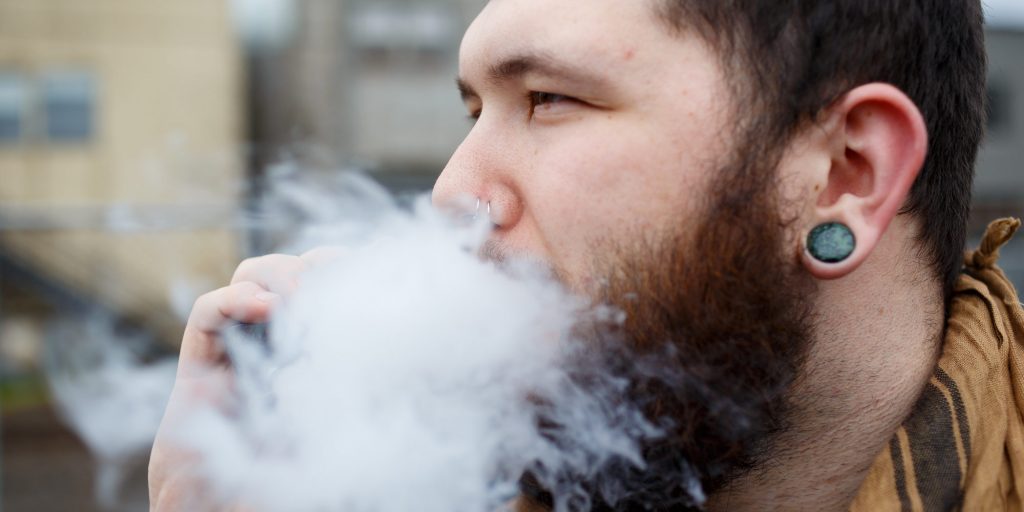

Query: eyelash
[
  {"left": 528, "top": 91, "right": 573, "bottom": 115},
  {"left": 529, "top": 91, "right": 567, "bottom": 106},
  {"left": 466, "top": 92, "right": 576, "bottom": 122}
]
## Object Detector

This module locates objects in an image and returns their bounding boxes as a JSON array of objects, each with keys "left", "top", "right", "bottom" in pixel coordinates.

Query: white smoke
[
  {"left": 44, "top": 317, "right": 176, "bottom": 509},
  {"left": 48, "top": 169, "right": 703, "bottom": 511}
]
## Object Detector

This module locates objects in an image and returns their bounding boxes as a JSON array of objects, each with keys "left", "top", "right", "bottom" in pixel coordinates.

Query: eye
[
  {"left": 530, "top": 92, "right": 569, "bottom": 106},
  {"left": 527, "top": 91, "right": 579, "bottom": 117}
]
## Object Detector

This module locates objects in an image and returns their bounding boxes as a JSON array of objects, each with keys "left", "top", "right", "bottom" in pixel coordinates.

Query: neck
[{"left": 708, "top": 217, "right": 945, "bottom": 511}]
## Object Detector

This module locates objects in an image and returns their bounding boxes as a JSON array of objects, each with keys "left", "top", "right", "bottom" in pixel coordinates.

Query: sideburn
[{"left": 522, "top": 158, "right": 816, "bottom": 510}]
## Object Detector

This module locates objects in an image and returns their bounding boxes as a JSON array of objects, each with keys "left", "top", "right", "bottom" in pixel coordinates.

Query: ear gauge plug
[{"left": 807, "top": 223, "right": 856, "bottom": 263}]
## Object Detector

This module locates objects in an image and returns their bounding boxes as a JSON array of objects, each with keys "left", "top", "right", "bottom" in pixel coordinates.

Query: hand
[{"left": 148, "top": 249, "right": 341, "bottom": 511}]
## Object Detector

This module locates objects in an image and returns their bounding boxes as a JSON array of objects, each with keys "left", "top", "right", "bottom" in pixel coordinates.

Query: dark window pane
[
  {"left": 43, "top": 71, "right": 96, "bottom": 143},
  {"left": 0, "top": 72, "right": 27, "bottom": 144}
]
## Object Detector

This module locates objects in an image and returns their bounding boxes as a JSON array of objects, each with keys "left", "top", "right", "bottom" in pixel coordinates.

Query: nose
[{"left": 432, "top": 126, "right": 524, "bottom": 230}]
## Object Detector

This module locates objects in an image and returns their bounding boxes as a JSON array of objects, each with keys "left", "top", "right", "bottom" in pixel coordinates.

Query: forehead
[{"left": 459, "top": 0, "right": 669, "bottom": 74}]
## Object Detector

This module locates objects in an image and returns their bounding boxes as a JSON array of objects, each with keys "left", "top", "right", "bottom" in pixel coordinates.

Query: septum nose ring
[{"left": 471, "top": 198, "right": 498, "bottom": 227}]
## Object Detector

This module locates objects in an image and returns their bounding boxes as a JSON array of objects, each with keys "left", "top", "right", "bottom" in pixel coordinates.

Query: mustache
[
  {"left": 479, "top": 238, "right": 575, "bottom": 291},
  {"left": 479, "top": 237, "right": 513, "bottom": 264}
]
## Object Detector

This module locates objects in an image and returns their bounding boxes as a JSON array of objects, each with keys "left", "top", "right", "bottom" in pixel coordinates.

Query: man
[{"left": 151, "top": 0, "right": 1024, "bottom": 510}]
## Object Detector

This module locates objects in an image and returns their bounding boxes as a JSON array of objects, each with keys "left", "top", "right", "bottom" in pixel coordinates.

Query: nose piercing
[{"left": 470, "top": 198, "right": 498, "bottom": 227}]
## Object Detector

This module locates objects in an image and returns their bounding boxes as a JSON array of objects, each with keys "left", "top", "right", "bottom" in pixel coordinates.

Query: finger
[
  {"left": 178, "top": 283, "right": 278, "bottom": 367},
  {"left": 165, "top": 366, "right": 237, "bottom": 413},
  {"left": 153, "top": 352, "right": 249, "bottom": 509},
  {"left": 230, "top": 254, "right": 308, "bottom": 296},
  {"left": 186, "top": 281, "right": 279, "bottom": 335}
]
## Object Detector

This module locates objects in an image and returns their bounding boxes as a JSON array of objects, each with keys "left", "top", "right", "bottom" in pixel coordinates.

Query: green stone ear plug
[{"left": 808, "top": 222, "right": 856, "bottom": 264}]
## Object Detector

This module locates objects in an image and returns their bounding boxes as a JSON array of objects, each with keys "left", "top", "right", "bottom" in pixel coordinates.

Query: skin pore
[{"left": 433, "top": 0, "right": 945, "bottom": 510}]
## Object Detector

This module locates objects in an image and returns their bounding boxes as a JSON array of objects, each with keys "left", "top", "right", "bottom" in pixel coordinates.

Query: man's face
[
  {"left": 435, "top": 1, "right": 818, "bottom": 506},
  {"left": 433, "top": 0, "right": 735, "bottom": 292}
]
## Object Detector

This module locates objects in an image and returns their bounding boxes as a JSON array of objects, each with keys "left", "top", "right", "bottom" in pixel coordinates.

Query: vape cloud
[{"left": 52, "top": 170, "right": 705, "bottom": 511}]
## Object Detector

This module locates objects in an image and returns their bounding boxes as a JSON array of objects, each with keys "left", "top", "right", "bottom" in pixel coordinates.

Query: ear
[{"left": 802, "top": 83, "right": 928, "bottom": 280}]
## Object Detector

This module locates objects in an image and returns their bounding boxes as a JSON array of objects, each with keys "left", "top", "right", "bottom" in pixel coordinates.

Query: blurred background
[{"left": 0, "top": 1, "right": 1021, "bottom": 510}]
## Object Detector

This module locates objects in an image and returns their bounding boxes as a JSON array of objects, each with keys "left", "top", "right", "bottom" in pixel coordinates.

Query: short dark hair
[{"left": 657, "top": 0, "right": 988, "bottom": 299}]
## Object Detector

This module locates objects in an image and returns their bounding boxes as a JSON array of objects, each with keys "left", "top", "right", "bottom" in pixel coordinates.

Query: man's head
[
  {"left": 655, "top": 0, "right": 988, "bottom": 297},
  {"left": 432, "top": 0, "right": 986, "bottom": 505}
]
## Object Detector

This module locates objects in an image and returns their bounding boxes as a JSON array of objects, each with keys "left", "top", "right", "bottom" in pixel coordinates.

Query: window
[
  {"left": 0, "top": 72, "right": 28, "bottom": 144},
  {"left": 42, "top": 71, "right": 96, "bottom": 143},
  {"left": 349, "top": 3, "right": 457, "bottom": 65}
]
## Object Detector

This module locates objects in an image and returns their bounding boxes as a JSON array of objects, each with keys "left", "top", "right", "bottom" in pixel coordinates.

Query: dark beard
[{"left": 520, "top": 156, "right": 816, "bottom": 511}]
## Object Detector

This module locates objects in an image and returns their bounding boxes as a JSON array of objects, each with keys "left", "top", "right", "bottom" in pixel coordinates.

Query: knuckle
[
  {"left": 231, "top": 254, "right": 307, "bottom": 284},
  {"left": 266, "top": 254, "right": 308, "bottom": 282},
  {"left": 277, "top": 253, "right": 307, "bottom": 272},
  {"left": 231, "top": 256, "right": 263, "bottom": 282},
  {"left": 192, "top": 289, "right": 220, "bottom": 312}
]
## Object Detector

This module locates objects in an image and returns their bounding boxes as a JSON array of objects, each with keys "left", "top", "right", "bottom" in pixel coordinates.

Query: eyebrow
[{"left": 456, "top": 52, "right": 611, "bottom": 103}]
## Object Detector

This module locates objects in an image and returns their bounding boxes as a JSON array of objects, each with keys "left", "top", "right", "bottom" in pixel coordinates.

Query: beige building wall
[{"left": 0, "top": 0, "right": 245, "bottom": 344}]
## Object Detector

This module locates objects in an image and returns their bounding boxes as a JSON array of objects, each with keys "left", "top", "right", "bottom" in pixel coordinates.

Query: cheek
[{"left": 523, "top": 120, "right": 715, "bottom": 273}]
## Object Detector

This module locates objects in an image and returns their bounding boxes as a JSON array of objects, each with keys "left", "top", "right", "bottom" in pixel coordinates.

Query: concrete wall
[{"left": 268, "top": 0, "right": 481, "bottom": 180}]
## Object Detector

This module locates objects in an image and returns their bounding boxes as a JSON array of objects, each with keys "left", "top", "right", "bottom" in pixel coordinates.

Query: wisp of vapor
[{"left": 53, "top": 171, "right": 701, "bottom": 511}]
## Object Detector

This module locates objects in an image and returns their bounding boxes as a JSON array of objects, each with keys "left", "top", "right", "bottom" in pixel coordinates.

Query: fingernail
[{"left": 255, "top": 292, "right": 280, "bottom": 303}]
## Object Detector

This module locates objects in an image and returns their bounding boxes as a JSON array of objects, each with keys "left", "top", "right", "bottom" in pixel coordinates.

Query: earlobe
[{"left": 801, "top": 83, "right": 928, "bottom": 280}]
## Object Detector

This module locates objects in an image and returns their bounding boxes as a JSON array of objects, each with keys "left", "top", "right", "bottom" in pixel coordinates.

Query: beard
[{"left": 518, "top": 148, "right": 817, "bottom": 511}]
